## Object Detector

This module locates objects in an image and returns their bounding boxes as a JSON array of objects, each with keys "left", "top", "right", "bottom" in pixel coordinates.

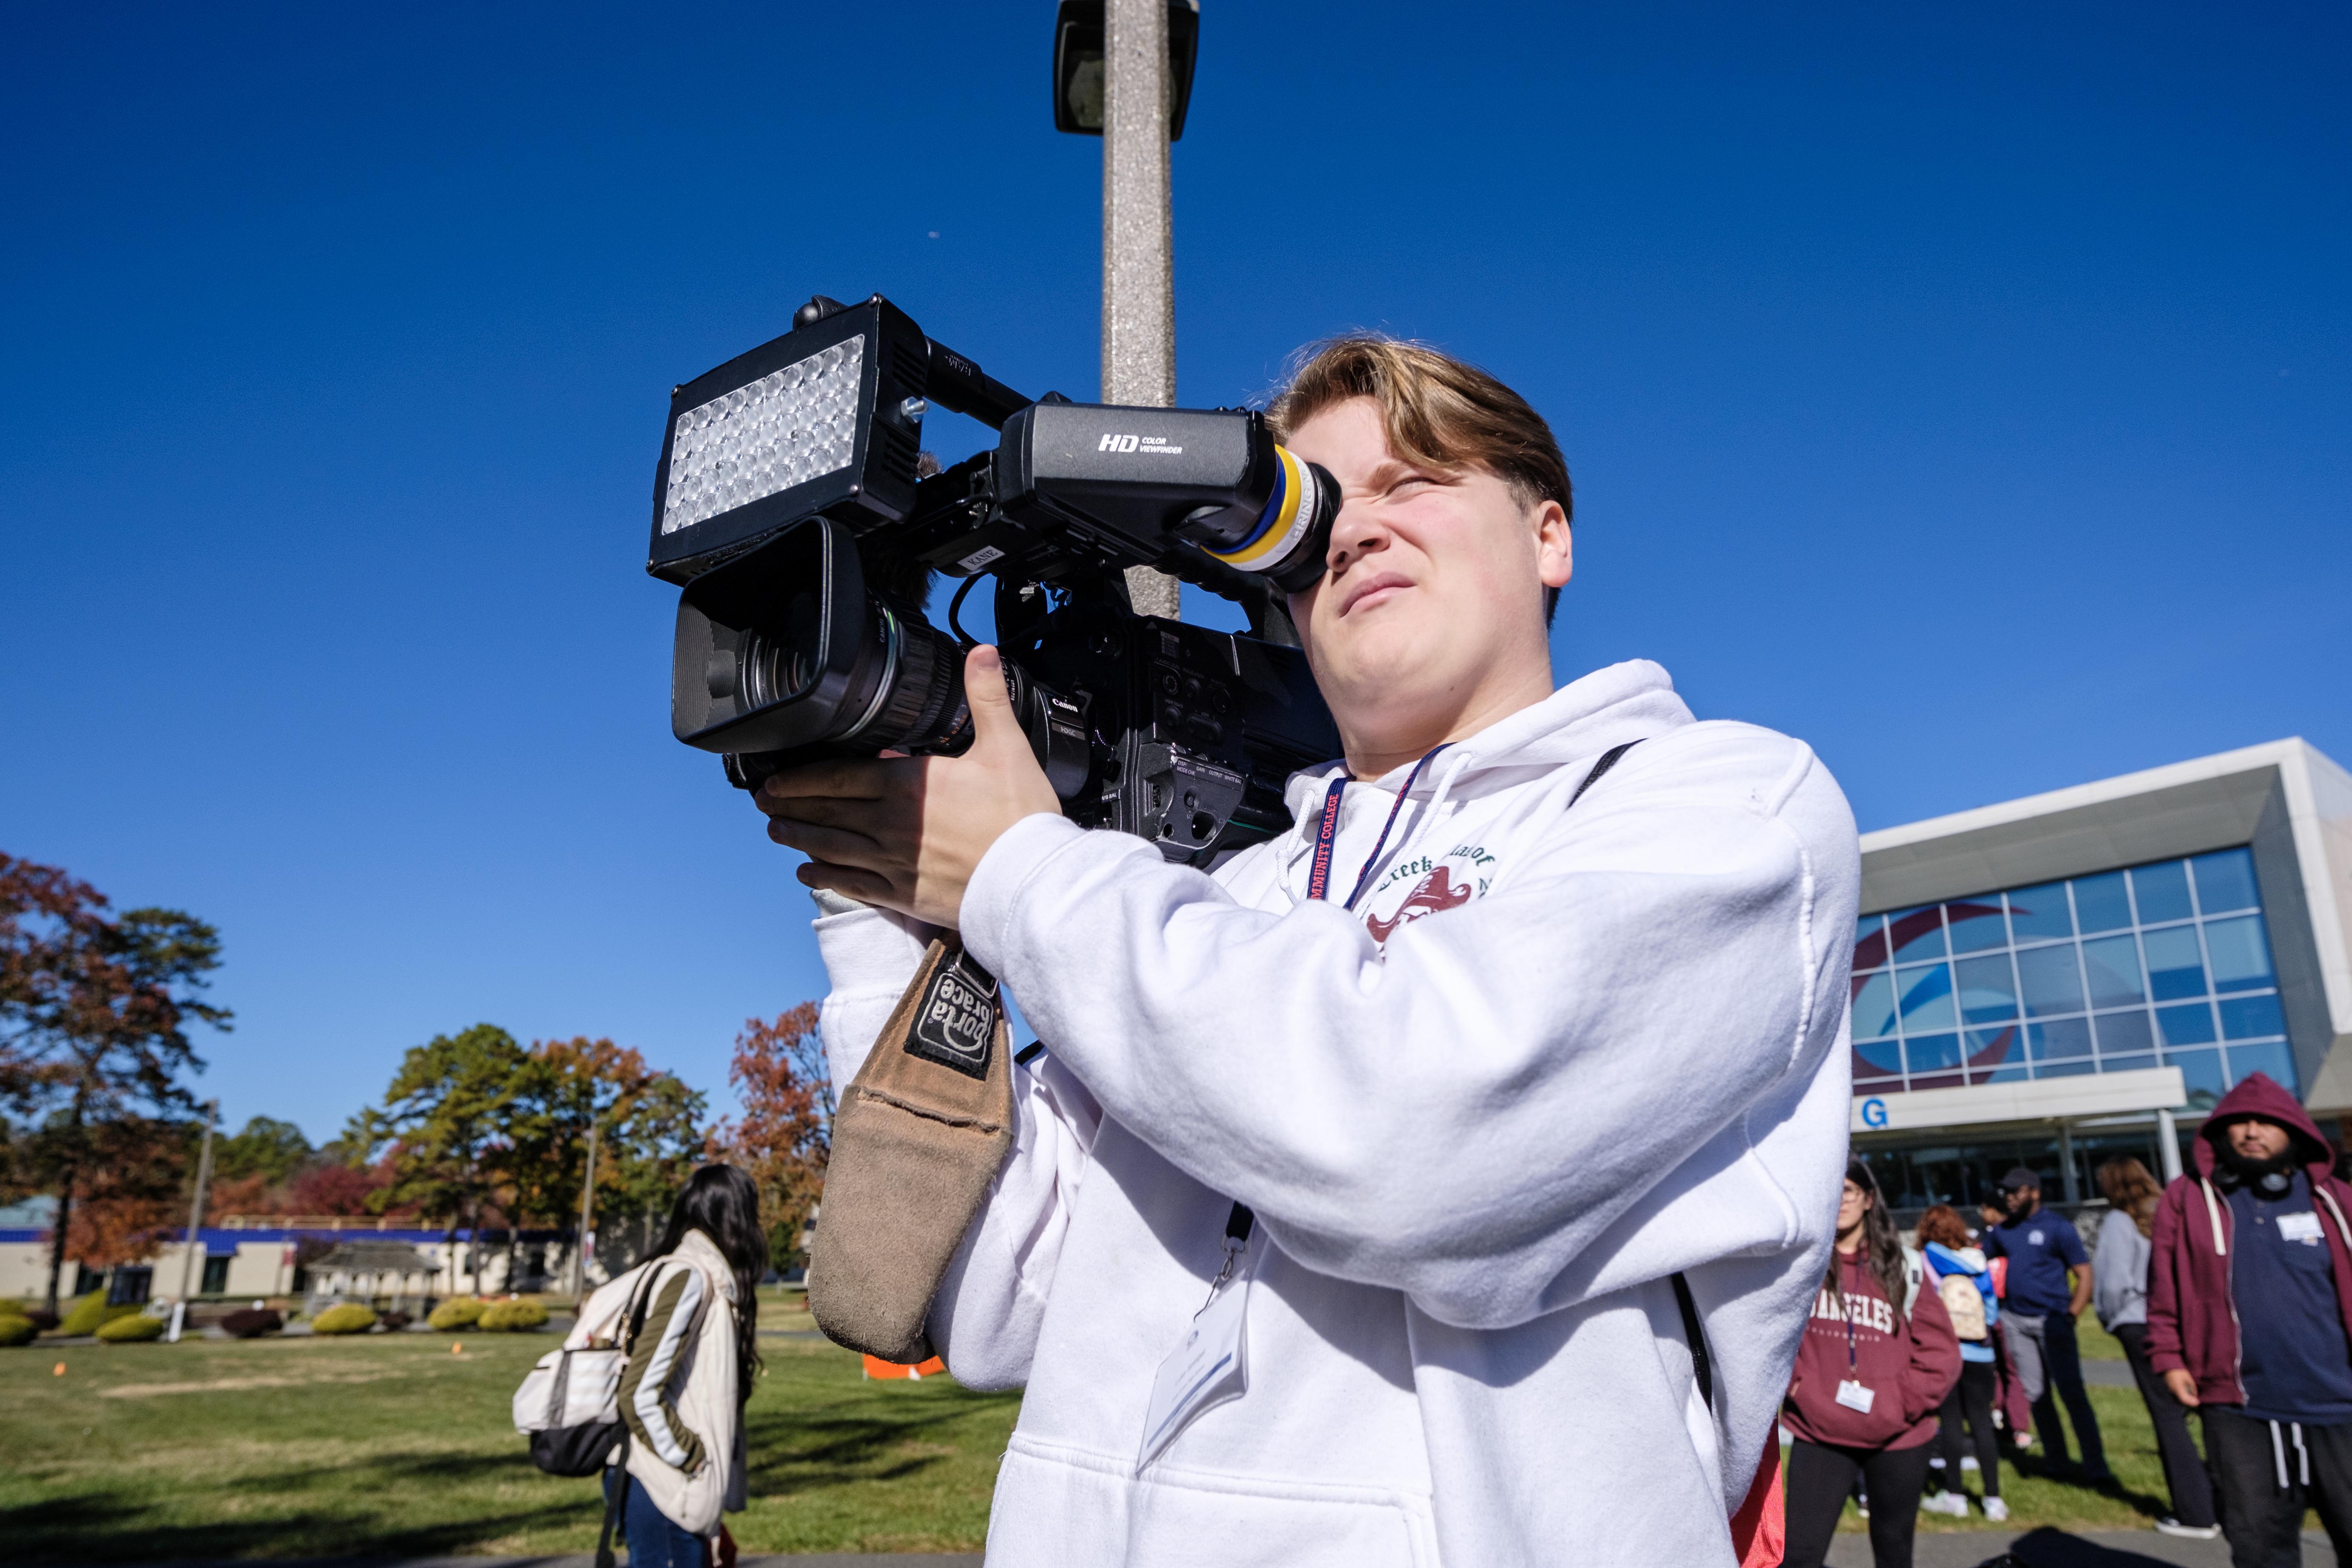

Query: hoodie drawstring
[
  {"left": 2270, "top": 1420, "right": 2312, "bottom": 1490},
  {"left": 2201, "top": 1177, "right": 2229, "bottom": 1256},
  {"left": 2319, "top": 1186, "right": 2352, "bottom": 1252}
]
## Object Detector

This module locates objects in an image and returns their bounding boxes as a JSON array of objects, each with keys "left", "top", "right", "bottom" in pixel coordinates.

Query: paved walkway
[
  {"left": 113, "top": 1558, "right": 982, "bottom": 1568},
  {"left": 1829, "top": 1525, "right": 2338, "bottom": 1566},
  {"left": 101, "top": 1540, "right": 2344, "bottom": 1568}
]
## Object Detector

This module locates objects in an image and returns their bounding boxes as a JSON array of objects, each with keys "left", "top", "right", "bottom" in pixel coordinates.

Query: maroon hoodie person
[
  {"left": 2147, "top": 1071, "right": 2352, "bottom": 1404},
  {"left": 1784, "top": 1249, "right": 1962, "bottom": 1449}
]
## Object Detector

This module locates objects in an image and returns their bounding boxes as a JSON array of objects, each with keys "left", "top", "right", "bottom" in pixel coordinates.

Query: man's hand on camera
[{"left": 756, "top": 644, "right": 1062, "bottom": 928}]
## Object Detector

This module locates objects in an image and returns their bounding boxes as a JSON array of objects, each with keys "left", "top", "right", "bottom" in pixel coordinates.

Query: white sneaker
[
  {"left": 1920, "top": 1491, "right": 1969, "bottom": 1517},
  {"left": 1960, "top": 1455, "right": 1981, "bottom": 1471},
  {"left": 2154, "top": 1518, "right": 2219, "bottom": 1540},
  {"left": 1983, "top": 1497, "right": 2009, "bottom": 1522}
]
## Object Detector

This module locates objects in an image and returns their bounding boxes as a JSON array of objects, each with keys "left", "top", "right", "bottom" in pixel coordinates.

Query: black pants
[
  {"left": 2201, "top": 1406, "right": 2352, "bottom": 1568},
  {"left": 2113, "top": 1323, "right": 2215, "bottom": 1528},
  {"left": 1932, "top": 1358, "right": 2002, "bottom": 1499},
  {"left": 1783, "top": 1438, "right": 1935, "bottom": 1568}
]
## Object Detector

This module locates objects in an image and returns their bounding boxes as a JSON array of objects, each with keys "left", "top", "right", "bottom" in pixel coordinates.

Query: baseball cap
[{"left": 1997, "top": 1166, "right": 2041, "bottom": 1193}]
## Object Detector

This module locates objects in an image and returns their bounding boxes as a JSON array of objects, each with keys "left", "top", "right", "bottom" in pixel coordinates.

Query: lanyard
[
  {"left": 1304, "top": 744, "right": 1452, "bottom": 909},
  {"left": 1230, "top": 740, "right": 1636, "bottom": 1275},
  {"left": 1839, "top": 1257, "right": 1861, "bottom": 1372},
  {"left": 1221, "top": 745, "right": 1454, "bottom": 1257}
]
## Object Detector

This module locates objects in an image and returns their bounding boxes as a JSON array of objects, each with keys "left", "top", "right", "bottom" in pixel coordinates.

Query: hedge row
[{"left": 428, "top": 1297, "right": 550, "bottom": 1332}]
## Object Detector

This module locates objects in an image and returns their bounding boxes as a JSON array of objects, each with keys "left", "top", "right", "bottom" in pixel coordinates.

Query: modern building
[{"left": 1851, "top": 739, "right": 2352, "bottom": 1211}]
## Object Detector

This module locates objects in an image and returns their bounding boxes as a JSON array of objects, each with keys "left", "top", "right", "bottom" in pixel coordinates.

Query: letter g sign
[{"left": 1861, "top": 1097, "right": 1889, "bottom": 1129}]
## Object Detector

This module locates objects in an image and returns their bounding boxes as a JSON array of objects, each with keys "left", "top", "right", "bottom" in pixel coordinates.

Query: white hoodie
[{"left": 810, "top": 659, "right": 1859, "bottom": 1567}]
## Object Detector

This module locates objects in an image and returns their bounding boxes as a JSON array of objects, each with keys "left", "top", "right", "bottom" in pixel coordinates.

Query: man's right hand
[{"left": 2162, "top": 1369, "right": 2200, "bottom": 1407}]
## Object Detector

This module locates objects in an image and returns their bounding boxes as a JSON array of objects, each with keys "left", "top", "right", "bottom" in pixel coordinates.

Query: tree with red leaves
[
  {"left": 0, "top": 852, "right": 230, "bottom": 1313},
  {"left": 708, "top": 1005, "right": 831, "bottom": 1269}
]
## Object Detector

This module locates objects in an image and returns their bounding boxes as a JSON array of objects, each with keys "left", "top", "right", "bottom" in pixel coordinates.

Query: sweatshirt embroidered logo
[
  {"left": 1363, "top": 866, "right": 1476, "bottom": 946},
  {"left": 904, "top": 949, "right": 998, "bottom": 1079}
]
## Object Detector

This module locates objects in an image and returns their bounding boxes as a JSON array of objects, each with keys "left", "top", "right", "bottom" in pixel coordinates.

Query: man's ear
[{"left": 1534, "top": 499, "right": 1572, "bottom": 589}]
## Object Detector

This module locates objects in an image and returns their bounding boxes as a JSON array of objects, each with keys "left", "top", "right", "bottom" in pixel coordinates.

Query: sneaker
[
  {"left": 2154, "top": 1518, "right": 2220, "bottom": 1540},
  {"left": 1960, "top": 1455, "right": 1981, "bottom": 1471},
  {"left": 1920, "top": 1490, "right": 1969, "bottom": 1517},
  {"left": 1983, "top": 1496, "right": 2009, "bottom": 1522}
]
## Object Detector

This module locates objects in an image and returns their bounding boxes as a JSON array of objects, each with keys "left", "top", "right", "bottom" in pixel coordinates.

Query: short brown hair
[
  {"left": 1916, "top": 1203, "right": 1973, "bottom": 1250},
  {"left": 1267, "top": 336, "right": 1571, "bottom": 624}
]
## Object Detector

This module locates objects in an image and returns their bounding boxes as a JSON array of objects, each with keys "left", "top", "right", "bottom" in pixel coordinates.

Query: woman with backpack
[
  {"left": 1914, "top": 1204, "right": 2005, "bottom": 1522},
  {"left": 2094, "top": 1154, "right": 2218, "bottom": 1541},
  {"left": 592, "top": 1163, "right": 767, "bottom": 1568},
  {"left": 1780, "top": 1159, "right": 1962, "bottom": 1568}
]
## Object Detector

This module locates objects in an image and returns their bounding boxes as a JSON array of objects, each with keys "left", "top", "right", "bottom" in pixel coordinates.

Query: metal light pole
[
  {"left": 571, "top": 1119, "right": 600, "bottom": 1305},
  {"left": 169, "top": 1099, "right": 219, "bottom": 1341},
  {"left": 2156, "top": 1105, "right": 2183, "bottom": 1183},
  {"left": 1099, "top": 0, "right": 1183, "bottom": 618}
]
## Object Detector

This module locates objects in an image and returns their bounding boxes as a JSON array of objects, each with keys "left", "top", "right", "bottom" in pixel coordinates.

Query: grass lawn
[
  {"left": 1, "top": 1290, "right": 2279, "bottom": 1557},
  {"left": 0, "top": 1292, "right": 1018, "bottom": 1561}
]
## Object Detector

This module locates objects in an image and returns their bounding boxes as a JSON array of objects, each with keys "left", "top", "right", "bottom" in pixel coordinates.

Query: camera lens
[
  {"left": 736, "top": 589, "right": 824, "bottom": 709},
  {"left": 831, "top": 597, "right": 969, "bottom": 754}
]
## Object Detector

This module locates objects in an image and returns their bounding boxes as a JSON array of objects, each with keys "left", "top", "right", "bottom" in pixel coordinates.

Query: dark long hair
[
  {"left": 654, "top": 1163, "right": 767, "bottom": 1400},
  {"left": 1829, "top": 1158, "right": 1909, "bottom": 1324}
]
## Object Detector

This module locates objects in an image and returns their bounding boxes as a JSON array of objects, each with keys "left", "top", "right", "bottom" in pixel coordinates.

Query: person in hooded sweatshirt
[
  {"left": 2147, "top": 1073, "right": 2352, "bottom": 1568},
  {"left": 758, "top": 336, "right": 1862, "bottom": 1567},
  {"left": 1779, "top": 1160, "right": 1960, "bottom": 1568}
]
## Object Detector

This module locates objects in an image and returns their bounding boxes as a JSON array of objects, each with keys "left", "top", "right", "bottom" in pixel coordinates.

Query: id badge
[
  {"left": 1835, "top": 1378, "right": 1876, "bottom": 1414},
  {"left": 2279, "top": 1211, "right": 2323, "bottom": 1244},
  {"left": 1138, "top": 1263, "right": 1251, "bottom": 1469}
]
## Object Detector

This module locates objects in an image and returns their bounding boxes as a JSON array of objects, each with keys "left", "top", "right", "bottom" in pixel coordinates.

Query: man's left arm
[{"left": 2063, "top": 1222, "right": 2093, "bottom": 1318}]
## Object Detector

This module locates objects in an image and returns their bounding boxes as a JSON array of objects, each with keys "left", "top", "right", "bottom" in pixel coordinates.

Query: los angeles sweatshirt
[
  {"left": 810, "top": 659, "right": 1861, "bottom": 1568},
  {"left": 1781, "top": 1249, "right": 1960, "bottom": 1451}
]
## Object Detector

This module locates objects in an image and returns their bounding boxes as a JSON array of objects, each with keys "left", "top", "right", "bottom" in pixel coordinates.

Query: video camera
[{"left": 646, "top": 293, "right": 1343, "bottom": 864}]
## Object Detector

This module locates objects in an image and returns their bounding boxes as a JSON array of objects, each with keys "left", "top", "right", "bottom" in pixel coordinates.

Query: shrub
[
  {"left": 0, "top": 1316, "right": 37, "bottom": 1347},
  {"left": 310, "top": 1303, "right": 379, "bottom": 1335},
  {"left": 220, "top": 1307, "right": 284, "bottom": 1339},
  {"left": 58, "top": 1292, "right": 145, "bottom": 1338},
  {"left": 428, "top": 1297, "right": 486, "bottom": 1331},
  {"left": 478, "top": 1299, "right": 551, "bottom": 1332},
  {"left": 96, "top": 1312, "right": 167, "bottom": 1343}
]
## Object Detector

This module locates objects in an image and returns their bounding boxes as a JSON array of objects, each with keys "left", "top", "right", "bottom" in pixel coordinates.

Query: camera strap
[{"left": 805, "top": 936, "right": 1016, "bottom": 1366}]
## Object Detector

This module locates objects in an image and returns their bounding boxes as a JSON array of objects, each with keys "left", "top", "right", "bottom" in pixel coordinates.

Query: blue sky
[{"left": 3, "top": 2, "right": 2345, "bottom": 1144}]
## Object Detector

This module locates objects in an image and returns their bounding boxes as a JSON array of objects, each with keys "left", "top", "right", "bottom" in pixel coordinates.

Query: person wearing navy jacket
[{"left": 2148, "top": 1072, "right": 2352, "bottom": 1568}]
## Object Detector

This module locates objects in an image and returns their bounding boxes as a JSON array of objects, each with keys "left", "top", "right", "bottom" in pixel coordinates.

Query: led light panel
[{"left": 661, "top": 335, "right": 866, "bottom": 536}]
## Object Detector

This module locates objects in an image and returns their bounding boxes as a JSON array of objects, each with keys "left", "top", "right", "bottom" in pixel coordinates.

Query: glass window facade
[{"left": 1851, "top": 846, "right": 2291, "bottom": 1108}]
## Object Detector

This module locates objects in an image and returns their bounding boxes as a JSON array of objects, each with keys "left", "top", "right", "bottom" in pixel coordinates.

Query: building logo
[{"left": 1860, "top": 1097, "right": 1889, "bottom": 1129}]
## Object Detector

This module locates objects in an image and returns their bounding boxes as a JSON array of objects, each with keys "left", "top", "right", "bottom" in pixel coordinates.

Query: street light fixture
[{"left": 1053, "top": 0, "right": 1199, "bottom": 140}]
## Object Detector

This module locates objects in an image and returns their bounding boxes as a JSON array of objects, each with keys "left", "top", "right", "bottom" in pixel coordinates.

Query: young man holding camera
[{"left": 760, "top": 339, "right": 1861, "bottom": 1565}]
